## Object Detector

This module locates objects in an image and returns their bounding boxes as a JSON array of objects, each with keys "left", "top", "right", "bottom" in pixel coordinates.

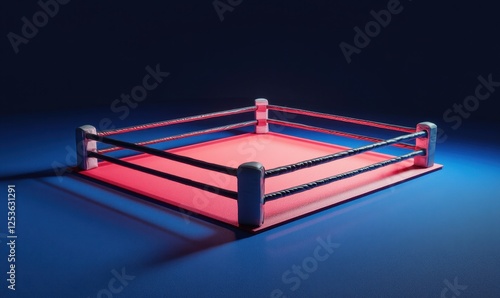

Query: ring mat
[{"left": 80, "top": 132, "right": 442, "bottom": 232}]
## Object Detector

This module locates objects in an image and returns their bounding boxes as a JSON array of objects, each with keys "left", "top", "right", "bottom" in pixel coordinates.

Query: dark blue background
[
  {"left": 1, "top": 0, "right": 500, "bottom": 297},
  {"left": 2, "top": 1, "right": 500, "bottom": 123}
]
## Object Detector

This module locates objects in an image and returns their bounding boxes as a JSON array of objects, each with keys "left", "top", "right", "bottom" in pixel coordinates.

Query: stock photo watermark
[
  {"left": 51, "top": 64, "right": 169, "bottom": 181},
  {"left": 7, "top": 0, "right": 72, "bottom": 54},
  {"left": 213, "top": 0, "right": 243, "bottom": 22},
  {"left": 106, "top": 64, "right": 170, "bottom": 126},
  {"left": 438, "top": 73, "right": 499, "bottom": 143},
  {"left": 339, "top": 0, "right": 409, "bottom": 64},
  {"left": 440, "top": 277, "right": 467, "bottom": 298},
  {"left": 6, "top": 185, "right": 17, "bottom": 291},
  {"left": 87, "top": 267, "right": 135, "bottom": 298},
  {"left": 270, "top": 235, "right": 340, "bottom": 297}
]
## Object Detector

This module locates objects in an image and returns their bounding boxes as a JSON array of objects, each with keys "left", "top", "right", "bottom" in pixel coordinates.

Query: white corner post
[
  {"left": 414, "top": 122, "right": 437, "bottom": 167},
  {"left": 76, "top": 125, "right": 98, "bottom": 170},
  {"left": 255, "top": 98, "right": 269, "bottom": 134},
  {"left": 237, "top": 162, "right": 265, "bottom": 227}
]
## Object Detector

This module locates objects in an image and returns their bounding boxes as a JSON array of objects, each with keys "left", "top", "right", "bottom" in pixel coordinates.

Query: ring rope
[
  {"left": 98, "top": 106, "right": 256, "bottom": 137},
  {"left": 98, "top": 120, "right": 257, "bottom": 154},
  {"left": 88, "top": 152, "right": 238, "bottom": 199},
  {"left": 86, "top": 133, "right": 238, "bottom": 176},
  {"left": 268, "top": 105, "right": 415, "bottom": 133},
  {"left": 264, "top": 149, "right": 424, "bottom": 202},
  {"left": 265, "top": 130, "right": 426, "bottom": 178},
  {"left": 267, "top": 119, "right": 415, "bottom": 150}
]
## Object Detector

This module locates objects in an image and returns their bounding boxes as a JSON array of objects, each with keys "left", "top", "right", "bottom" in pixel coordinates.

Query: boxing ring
[{"left": 76, "top": 99, "right": 442, "bottom": 231}]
